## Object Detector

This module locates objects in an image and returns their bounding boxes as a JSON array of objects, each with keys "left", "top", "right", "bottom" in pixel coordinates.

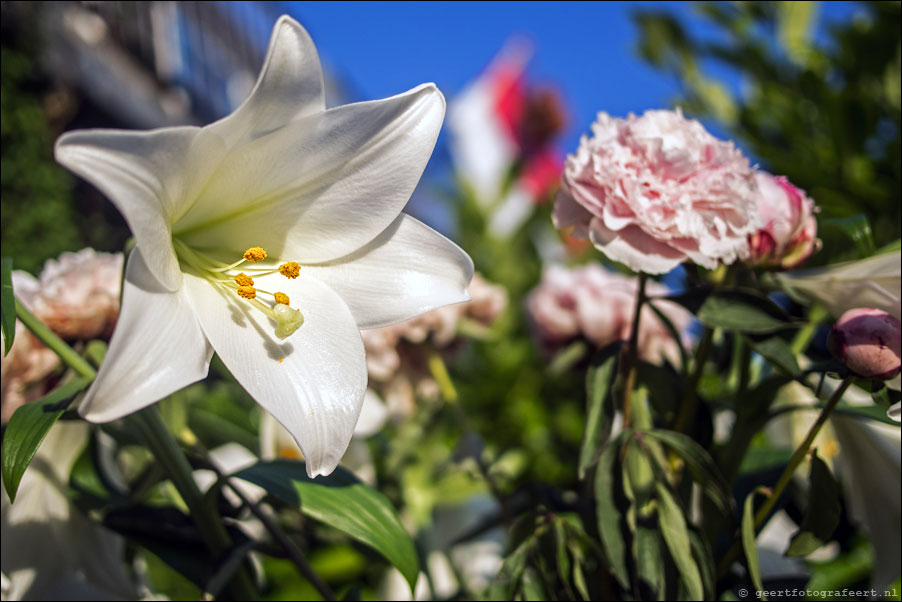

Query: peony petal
[
  {"left": 55, "top": 127, "right": 225, "bottom": 291},
  {"left": 174, "top": 84, "right": 446, "bottom": 264},
  {"left": 208, "top": 16, "right": 324, "bottom": 146},
  {"left": 588, "top": 218, "right": 687, "bottom": 275},
  {"left": 79, "top": 250, "right": 213, "bottom": 422},
  {"left": 183, "top": 272, "right": 367, "bottom": 478},
  {"left": 303, "top": 214, "right": 473, "bottom": 329},
  {"left": 552, "top": 190, "right": 594, "bottom": 239}
]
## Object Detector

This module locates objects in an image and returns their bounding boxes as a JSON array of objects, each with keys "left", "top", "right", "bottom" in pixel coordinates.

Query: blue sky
[{"left": 280, "top": 1, "right": 861, "bottom": 153}]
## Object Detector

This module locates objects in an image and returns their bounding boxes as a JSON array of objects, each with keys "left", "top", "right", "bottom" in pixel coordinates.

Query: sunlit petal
[
  {"left": 305, "top": 214, "right": 473, "bottom": 329},
  {"left": 183, "top": 272, "right": 366, "bottom": 477},
  {"left": 79, "top": 250, "right": 213, "bottom": 422},
  {"left": 175, "top": 84, "right": 445, "bottom": 263},
  {"left": 209, "top": 15, "right": 325, "bottom": 146}
]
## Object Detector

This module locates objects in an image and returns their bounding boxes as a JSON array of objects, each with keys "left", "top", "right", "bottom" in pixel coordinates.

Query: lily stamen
[{"left": 173, "top": 240, "right": 305, "bottom": 339}]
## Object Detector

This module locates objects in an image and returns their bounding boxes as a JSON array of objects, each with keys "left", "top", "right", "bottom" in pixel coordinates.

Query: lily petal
[
  {"left": 55, "top": 127, "right": 225, "bottom": 291},
  {"left": 79, "top": 250, "right": 213, "bottom": 422},
  {"left": 209, "top": 15, "right": 325, "bottom": 146},
  {"left": 175, "top": 84, "right": 446, "bottom": 264},
  {"left": 183, "top": 272, "right": 367, "bottom": 477},
  {"left": 305, "top": 214, "right": 474, "bottom": 329}
]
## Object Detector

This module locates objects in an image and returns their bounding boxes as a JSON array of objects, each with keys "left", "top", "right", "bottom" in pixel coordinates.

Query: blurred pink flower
[
  {"left": 22, "top": 249, "right": 123, "bottom": 340},
  {"left": 526, "top": 264, "right": 690, "bottom": 366},
  {"left": 829, "top": 308, "right": 901, "bottom": 380},
  {"left": 748, "top": 172, "right": 820, "bottom": 269},
  {"left": 1, "top": 249, "right": 123, "bottom": 423},
  {"left": 553, "top": 109, "right": 759, "bottom": 274},
  {"left": 361, "top": 274, "right": 507, "bottom": 415}
]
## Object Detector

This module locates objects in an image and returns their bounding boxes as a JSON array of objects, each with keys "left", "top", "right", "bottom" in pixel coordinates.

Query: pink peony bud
[
  {"left": 829, "top": 308, "right": 902, "bottom": 380},
  {"left": 748, "top": 172, "right": 820, "bottom": 269}
]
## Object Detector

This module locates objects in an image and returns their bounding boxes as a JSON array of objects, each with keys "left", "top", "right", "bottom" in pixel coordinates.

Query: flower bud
[
  {"left": 747, "top": 172, "right": 820, "bottom": 269},
  {"left": 828, "top": 308, "right": 901, "bottom": 380}
]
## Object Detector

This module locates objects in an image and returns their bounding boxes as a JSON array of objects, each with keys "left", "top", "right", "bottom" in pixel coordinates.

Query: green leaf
[
  {"left": 634, "top": 523, "right": 665, "bottom": 600},
  {"left": 594, "top": 431, "right": 631, "bottom": 588},
  {"left": 786, "top": 452, "right": 841, "bottom": 557},
  {"left": 741, "top": 488, "right": 768, "bottom": 600},
  {"left": 820, "top": 214, "right": 875, "bottom": 258},
  {"left": 655, "top": 482, "right": 703, "bottom": 601},
  {"left": 579, "top": 343, "right": 620, "bottom": 479},
  {"left": 696, "top": 290, "right": 794, "bottom": 333},
  {"left": 2, "top": 376, "right": 92, "bottom": 501},
  {"left": 490, "top": 536, "right": 533, "bottom": 600},
  {"left": 688, "top": 529, "right": 715, "bottom": 600},
  {"left": 644, "top": 429, "right": 733, "bottom": 518},
  {"left": 746, "top": 336, "right": 801, "bottom": 376},
  {"left": 233, "top": 460, "right": 419, "bottom": 592},
  {"left": 1, "top": 257, "right": 15, "bottom": 356}
]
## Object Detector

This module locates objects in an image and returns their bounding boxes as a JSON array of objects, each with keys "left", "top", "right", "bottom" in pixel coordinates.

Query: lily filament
[{"left": 173, "top": 240, "right": 304, "bottom": 339}]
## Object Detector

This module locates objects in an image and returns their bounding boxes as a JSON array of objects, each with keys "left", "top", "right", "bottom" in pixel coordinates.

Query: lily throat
[{"left": 173, "top": 239, "right": 304, "bottom": 339}]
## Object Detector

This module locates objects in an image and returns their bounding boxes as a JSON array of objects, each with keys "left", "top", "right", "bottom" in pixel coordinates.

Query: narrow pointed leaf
[
  {"left": 233, "top": 460, "right": 419, "bottom": 592},
  {"left": 1, "top": 257, "right": 14, "bottom": 355},
  {"left": 696, "top": 290, "right": 794, "bottom": 333},
  {"left": 688, "top": 529, "right": 715, "bottom": 600},
  {"left": 2, "top": 376, "right": 93, "bottom": 501},
  {"left": 786, "top": 451, "right": 841, "bottom": 557},
  {"left": 645, "top": 429, "right": 733, "bottom": 518},
  {"left": 579, "top": 343, "right": 620, "bottom": 479},
  {"left": 634, "top": 524, "right": 665, "bottom": 600},
  {"left": 594, "top": 431, "right": 630, "bottom": 588},
  {"left": 747, "top": 336, "right": 801, "bottom": 376},
  {"left": 741, "top": 488, "right": 768, "bottom": 600},
  {"left": 655, "top": 482, "right": 703, "bottom": 601}
]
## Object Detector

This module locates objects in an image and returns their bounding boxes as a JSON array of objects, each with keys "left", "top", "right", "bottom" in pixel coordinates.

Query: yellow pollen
[
  {"left": 274, "top": 292, "right": 290, "bottom": 305},
  {"left": 243, "top": 246, "right": 267, "bottom": 262},
  {"left": 233, "top": 272, "right": 254, "bottom": 286},
  {"left": 237, "top": 286, "right": 257, "bottom": 299},
  {"left": 279, "top": 262, "right": 301, "bottom": 279}
]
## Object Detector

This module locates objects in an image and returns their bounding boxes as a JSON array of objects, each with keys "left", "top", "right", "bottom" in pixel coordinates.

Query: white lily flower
[
  {"left": 54, "top": 16, "right": 473, "bottom": 477},
  {"left": 777, "top": 250, "right": 901, "bottom": 321}
]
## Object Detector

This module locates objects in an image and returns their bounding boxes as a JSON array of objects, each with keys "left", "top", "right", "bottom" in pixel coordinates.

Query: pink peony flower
[
  {"left": 553, "top": 109, "right": 759, "bottom": 274},
  {"left": 526, "top": 264, "right": 691, "bottom": 366},
  {"left": 22, "top": 249, "right": 123, "bottom": 340},
  {"left": 829, "top": 308, "right": 901, "bottom": 380},
  {"left": 2, "top": 249, "right": 123, "bottom": 422},
  {"left": 748, "top": 172, "right": 820, "bottom": 269}
]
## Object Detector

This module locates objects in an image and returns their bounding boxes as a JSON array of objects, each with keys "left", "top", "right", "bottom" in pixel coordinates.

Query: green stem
[
  {"left": 673, "top": 327, "right": 714, "bottom": 433},
  {"left": 226, "top": 481, "right": 336, "bottom": 601},
  {"left": 716, "top": 375, "right": 853, "bottom": 578},
  {"left": 790, "top": 303, "right": 828, "bottom": 356},
  {"left": 752, "top": 376, "right": 851, "bottom": 527},
  {"left": 15, "top": 297, "right": 96, "bottom": 379},
  {"left": 131, "top": 407, "right": 257, "bottom": 600},
  {"left": 428, "top": 351, "right": 458, "bottom": 403},
  {"left": 620, "top": 273, "right": 648, "bottom": 427}
]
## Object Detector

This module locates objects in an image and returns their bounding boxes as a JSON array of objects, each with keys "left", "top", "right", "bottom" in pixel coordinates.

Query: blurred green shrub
[{"left": 634, "top": 1, "right": 901, "bottom": 261}]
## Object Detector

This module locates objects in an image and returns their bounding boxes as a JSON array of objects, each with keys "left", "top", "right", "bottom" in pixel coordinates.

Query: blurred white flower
[
  {"left": 1, "top": 422, "right": 136, "bottom": 600},
  {"left": 54, "top": 16, "right": 472, "bottom": 477},
  {"left": 260, "top": 390, "right": 389, "bottom": 485},
  {"left": 778, "top": 251, "right": 901, "bottom": 321},
  {"left": 361, "top": 273, "right": 507, "bottom": 416}
]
